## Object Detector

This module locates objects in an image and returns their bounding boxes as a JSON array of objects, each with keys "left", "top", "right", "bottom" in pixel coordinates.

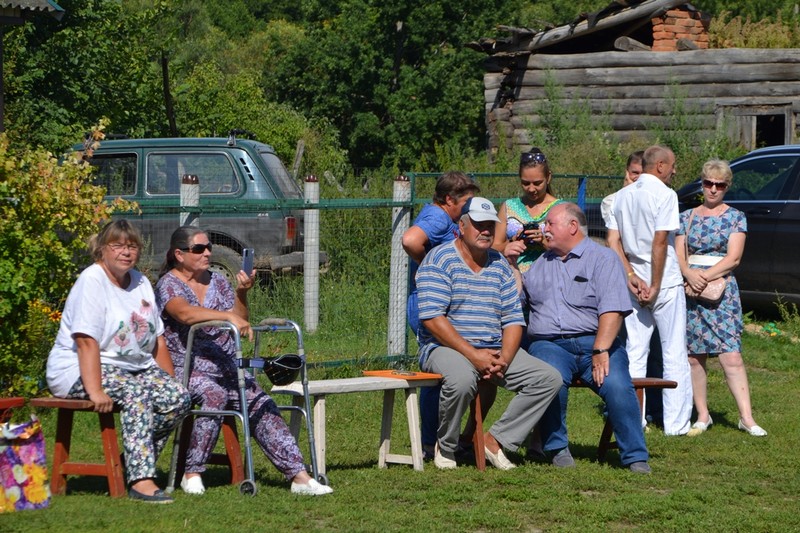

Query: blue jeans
[
  {"left": 529, "top": 336, "right": 648, "bottom": 466},
  {"left": 408, "top": 290, "right": 440, "bottom": 447}
]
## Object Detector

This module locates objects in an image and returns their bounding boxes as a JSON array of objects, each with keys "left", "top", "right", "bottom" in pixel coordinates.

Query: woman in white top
[{"left": 46, "top": 220, "right": 191, "bottom": 504}]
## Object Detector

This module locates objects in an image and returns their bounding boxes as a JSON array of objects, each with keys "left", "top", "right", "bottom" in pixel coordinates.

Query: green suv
[{"left": 80, "top": 133, "right": 314, "bottom": 279}]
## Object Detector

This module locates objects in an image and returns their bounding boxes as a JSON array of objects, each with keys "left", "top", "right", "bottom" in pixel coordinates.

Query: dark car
[
  {"left": 79, "top": 134, "right": 320, "bottom": 280},
  {"left": 676, "top": 145, "right": 800, "bottom": 307}
]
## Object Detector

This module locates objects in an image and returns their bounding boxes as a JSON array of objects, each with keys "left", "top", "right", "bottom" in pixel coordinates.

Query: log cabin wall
[{"left": 484, "top": 48, "right": 800, "bottom": 154}]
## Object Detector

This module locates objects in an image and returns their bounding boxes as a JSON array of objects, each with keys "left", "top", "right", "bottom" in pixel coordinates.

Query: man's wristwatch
[{"left": 592, "top": 348, "right": 609, "bottom": 355}]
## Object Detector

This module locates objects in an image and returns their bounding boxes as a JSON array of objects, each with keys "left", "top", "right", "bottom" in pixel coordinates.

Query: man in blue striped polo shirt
[{"left": 417, "top": 196, "right": 561, "bottom": 470}]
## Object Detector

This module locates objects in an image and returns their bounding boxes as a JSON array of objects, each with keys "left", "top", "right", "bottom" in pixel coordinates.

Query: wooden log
[
  {"left": 512, "top": 127, "right": 717, "bottom": 145},
  {"left": 506, "top": 96, "right": 799, "bottom": 117},
  {"left": 676, "top": 37, "right": 700, "bottom": 51},
  {"left": 614, "top": 36, "right": 651, "bottom": 51},
  {"left": 509, "top": 63, "right": 800, "bottom": 87},
  {"left": 522, "top": 0, "right": 685, "bottom": 51},
  {"left": 510, "top": 112, "right": 717, "bottom": 132},
  {"left": 486, "top": 81, "right": 800, "bottom": 103},
  {"left": 524, "top": 49, "right": 800, "bottom": 69}
]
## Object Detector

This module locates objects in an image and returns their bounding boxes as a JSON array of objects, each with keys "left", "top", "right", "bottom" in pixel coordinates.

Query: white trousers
[{"left": 625, "top": 284, "right": 693, "bottom": 435}]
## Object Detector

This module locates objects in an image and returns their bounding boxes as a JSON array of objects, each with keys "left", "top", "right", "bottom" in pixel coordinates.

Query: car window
[
  {"left": 259, "top": 151, "right": 302, "bottom": 198},
  {"left": 146, "top": 153, "right": 240, "bottom": 195},
  {"left": 729, "top": 155, "right": 799, "bottom": 201},
  {"left": 90, "top": 153, "right": 137, "bottom": 196}
]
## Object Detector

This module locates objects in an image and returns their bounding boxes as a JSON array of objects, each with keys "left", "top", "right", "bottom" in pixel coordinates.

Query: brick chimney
[{"left": 651, "top": 7, "right": 710, "bottom": 51}]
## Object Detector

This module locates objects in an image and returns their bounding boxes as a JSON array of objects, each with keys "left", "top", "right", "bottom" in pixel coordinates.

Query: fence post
[
  {"left": 387, "top": 175, "right": 411, "bottom": 356},
  {"left": 180, "top": 174, "right": 199, "bottom": 226},
  {"left": 304, "top": 175, "right": 320, "bottom": 333}
]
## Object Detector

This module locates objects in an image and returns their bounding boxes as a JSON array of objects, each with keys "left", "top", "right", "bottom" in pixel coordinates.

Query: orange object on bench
[{"left": 29, "top": 397, "right": 127, "bottom": 498}]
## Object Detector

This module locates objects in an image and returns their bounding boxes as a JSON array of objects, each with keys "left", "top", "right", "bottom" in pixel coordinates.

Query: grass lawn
[{"left": 2, "top": 329, "right": 798, "bottom": 532}]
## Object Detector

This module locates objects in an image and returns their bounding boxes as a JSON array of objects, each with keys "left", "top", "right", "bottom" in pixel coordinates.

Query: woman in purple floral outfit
[{"left": 156, "top": 226, "right": 331, "bottom": 496}]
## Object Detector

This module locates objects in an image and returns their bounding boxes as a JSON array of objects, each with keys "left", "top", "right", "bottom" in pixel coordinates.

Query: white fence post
[
  {"left": 179, "top": 174, "right": 199, "bottom": 226},
  {"left": 304, "top": 175, "right": 320, "bottom": 333},
  {"left": 388, "top": 175, "right": 411, "bottom": 356}
]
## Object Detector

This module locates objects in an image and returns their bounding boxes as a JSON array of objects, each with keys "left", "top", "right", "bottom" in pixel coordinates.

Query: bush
[{"left": 0, "top": 127, "right": 133, "bottom": 396}]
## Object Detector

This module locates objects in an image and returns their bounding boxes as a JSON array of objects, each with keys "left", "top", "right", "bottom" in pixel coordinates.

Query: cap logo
[{"left": 480, "top": 202, "right": 491, "bottom": 211}]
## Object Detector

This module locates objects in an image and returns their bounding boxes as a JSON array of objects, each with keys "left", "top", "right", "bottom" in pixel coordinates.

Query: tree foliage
[{"left": 0, "top": 126, "right": 134, "bottom": 395}]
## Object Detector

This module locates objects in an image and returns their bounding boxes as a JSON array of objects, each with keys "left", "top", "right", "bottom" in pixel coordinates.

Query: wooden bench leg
[
  {"left": 221, "top": 418, "right": 244, "bottom": 485},
  {"left": 50, "top": 408, "right": 74, "bottom": 496},
  {"left": 98, "top": 412, "right": 126, "bottom": 498},
  {"left": 471, "top": 392, "right": 486, "bottom": 471},
  {"left": 378, "top": 389, "right": 396, "bottom": 469},
  {"left": 596, "top": 385, "right": 648, "bottom": 463},
  {"left": 312, "top": 395, "right": 327, "bottom": 476},
  {"left": 404, "top": 388, "right": 425, "bottom": 471}
]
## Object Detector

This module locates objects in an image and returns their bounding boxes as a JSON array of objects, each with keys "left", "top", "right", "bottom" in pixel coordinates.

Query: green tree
[
  {"left": 3, "top": 0, "right": 168, "bottom": 150},
  {"left": 0, "top": 127, "right": 134, "bottom": 396}
]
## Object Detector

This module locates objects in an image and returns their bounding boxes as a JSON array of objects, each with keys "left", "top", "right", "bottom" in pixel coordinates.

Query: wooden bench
[
  {"left": 469, "top": 377, "right": 677, "bottom": 467},
  {"left": 29, "top": 397, "right": 126, "bottom": 498},
  {"left": 172, "top": 415, "right": 245, "bottom": 486},
  {"left": 271, "top": 375, "right": 441, "bottom": 475},
  {"left": 0, "top": 397, "right": 25, "bottom": 424},
  {"left": 573, "top": 377, "right": 677, "bottom": 461}
]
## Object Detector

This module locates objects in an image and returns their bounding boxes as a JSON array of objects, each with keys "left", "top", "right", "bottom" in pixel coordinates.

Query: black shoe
[{"left": 129, "top": 488, "right": 174, "bottom": 504}]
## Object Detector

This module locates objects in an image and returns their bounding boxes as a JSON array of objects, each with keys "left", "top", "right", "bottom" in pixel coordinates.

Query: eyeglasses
[
  {"left": 179, "top": 243, "right": 213, "bottom": 254},
  {"left": 520, "top": 152, "right": 547, "bottom": 165},
  {"left": 107, "top": 242, "right": 139, "bottom": 252},
  {"left": 702, "top": 179, "right": 729, "bottom": 191}
]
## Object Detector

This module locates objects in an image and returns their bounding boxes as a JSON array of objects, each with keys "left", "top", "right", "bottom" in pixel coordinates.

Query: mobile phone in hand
[{"left": 242, "top": 248, "right": 254, "bottom": 274}]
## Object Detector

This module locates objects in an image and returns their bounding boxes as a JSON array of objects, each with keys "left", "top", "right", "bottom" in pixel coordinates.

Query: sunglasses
[
  {"left": 180, "top": 243, "right": 213, "bottom": 254},
  {"left": 702, "top": 179, "right": 729, "bottom": 191},
  {"left": 520, "top": 152, "right": 547, "bottom": 165}
]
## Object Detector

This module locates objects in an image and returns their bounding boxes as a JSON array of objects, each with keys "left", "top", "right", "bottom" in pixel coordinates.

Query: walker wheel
[
  {"left": 316, "top": 473, "right": 330, "bottom": 486},
  {"left": 239, "top": 479, "right": 258, "bottom": 496}
]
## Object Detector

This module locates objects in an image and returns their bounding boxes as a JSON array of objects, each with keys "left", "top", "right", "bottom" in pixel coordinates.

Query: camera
[{"left": 522, "top": 222, "right": 539, "bottom": 231}]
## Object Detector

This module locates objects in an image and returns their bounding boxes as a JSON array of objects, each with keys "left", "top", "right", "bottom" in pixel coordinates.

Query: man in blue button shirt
[{"left": 518, "top": 203, "right": 650, "bottom": 473}]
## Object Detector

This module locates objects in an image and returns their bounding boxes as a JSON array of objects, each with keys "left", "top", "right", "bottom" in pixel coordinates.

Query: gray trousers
[{"left": 423, "top": 347, "right": 561, "bottom": 453}]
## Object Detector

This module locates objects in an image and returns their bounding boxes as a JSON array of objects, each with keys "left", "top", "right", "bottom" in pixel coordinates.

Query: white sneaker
[
  {"left": 180, "top": 474, "right": 205, "bottom": 495},
  {"left": 291, "top": 479, "right": 333, "bottom": 496},
  {"left": 434, "top": 442, "right": 457, "bottom": 470}
]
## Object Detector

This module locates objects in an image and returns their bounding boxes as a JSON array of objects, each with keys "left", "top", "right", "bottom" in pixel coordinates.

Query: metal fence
[{"left": 153, "top": 171, "right": 622, "bottom": 359}]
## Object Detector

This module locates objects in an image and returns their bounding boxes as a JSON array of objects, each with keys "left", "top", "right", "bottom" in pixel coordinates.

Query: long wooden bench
[
  {"left": 271, "top": 375, "right": 441, "bottom": 475},
  {"left": 469, "top": 376, "right": 677, "bottom": 468},
  {"left": 272, "top": 375, "right": 676, "bottom": 474}
]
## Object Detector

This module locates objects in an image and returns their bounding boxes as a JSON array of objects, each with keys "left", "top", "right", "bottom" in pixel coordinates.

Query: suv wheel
[{"left": 208, "top": 245, "right": 244, "bottom": 283}]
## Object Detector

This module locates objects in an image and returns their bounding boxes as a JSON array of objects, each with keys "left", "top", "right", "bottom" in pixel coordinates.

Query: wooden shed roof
[
  {"left": 468, "top": 0, "right": 693, "bottom": 55},
  {"left": 0, "top": 0, "right": 64, "bottom": 21}
]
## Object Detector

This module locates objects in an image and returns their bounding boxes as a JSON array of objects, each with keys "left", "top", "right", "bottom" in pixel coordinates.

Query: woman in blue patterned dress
[
  {"left": 493, "top": 148, "right": 563, "bottom": 274},
  {"left": 676, "top": 159, "right": 767, "bottom": 437}
]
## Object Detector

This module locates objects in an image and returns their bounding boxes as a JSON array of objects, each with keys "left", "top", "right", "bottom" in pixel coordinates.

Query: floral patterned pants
[
  {"left": 182, "top": 361, "right": 306, "bottom": 481},
  {"left": 68, "top": 364, "right": 191, "bottom": 484}
]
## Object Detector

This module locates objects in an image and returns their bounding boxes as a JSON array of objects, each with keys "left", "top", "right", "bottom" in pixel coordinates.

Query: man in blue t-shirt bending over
[{"left": 417, "top": 196, "right": 560, "bottom": 470}]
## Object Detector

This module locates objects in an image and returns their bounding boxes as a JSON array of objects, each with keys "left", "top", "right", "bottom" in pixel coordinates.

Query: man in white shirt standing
[{"left": 606, "top": 145, "right": 692, "bottom": 436}]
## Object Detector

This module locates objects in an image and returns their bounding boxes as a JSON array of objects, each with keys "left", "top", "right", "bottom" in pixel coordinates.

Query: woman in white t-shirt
[{"left": 46, "top": 220, "right": 191, "bottom": 504}]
